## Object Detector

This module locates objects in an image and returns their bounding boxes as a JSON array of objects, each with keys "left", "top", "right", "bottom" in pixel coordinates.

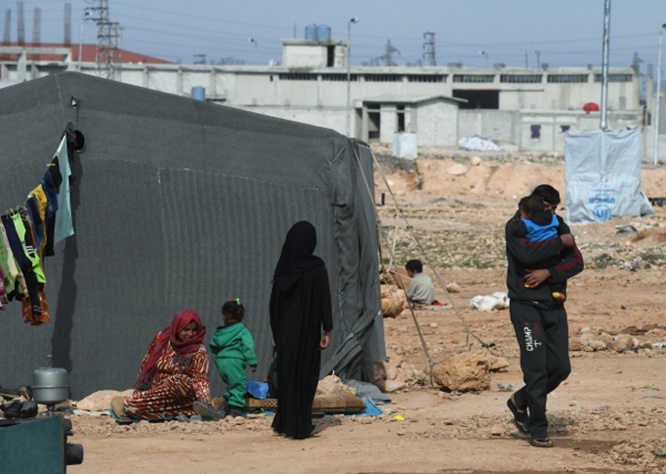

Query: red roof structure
[{"left": 0, "top": 42, "right": 173, "bottom": 65}]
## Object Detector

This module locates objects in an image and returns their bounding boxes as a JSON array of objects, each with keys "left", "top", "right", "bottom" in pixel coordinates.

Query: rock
[
  {"left": 490, "top": 424, "right": 505, "bottom": 436},
  {"left": 579, "top": 327, "right": 610, "bottom": 351},
  {"left": 431, "top": 351, "right": 491, "bottom": 392},
  {"left": 447, "top": 163, "right": 469, "bottom": 176},
  {"left": 385, "top": 361, "right": 399, "bottom": 381},
  {"left": 570, "top": 339, "right": 586, "bottom": 352},
  {"left": 486, "top": 354, "right": 509, "bottom": 372},
  {"left": 76, "top": 389, "right": 134, "bottom": 411},
  {"left": 317, "top": 374, "right": 356, "bottom": 395},
  {"left": 470, "top": 156, "right": 482, "bottom": 166},
  {"left": 381, "top": 284, "right": 406, "bottom": 318},
  {"left": 445, "top": 282, "right": 461, "bottom": 293},
  {"left": 370, "top": 361, "right": 388, "bottom": 385},
  {"left": 608, "top": 334, "right": 639, "bottom": 352},
  {"left": 397, "top": 361, "right": 427, "bottom": 385},
  {"left": 377, "top": 379, "right": 407, "bottom": 393}
]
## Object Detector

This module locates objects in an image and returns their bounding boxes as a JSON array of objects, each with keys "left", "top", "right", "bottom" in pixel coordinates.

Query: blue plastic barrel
[
  {"left": 192, "top": 86, "right": 205, "bottom": 101},
  {"left": 316, "top": 24, "right": 331, "bottom": 42},
  {"left": 305, "top": 24, "right": 318, "bottom": 40}
]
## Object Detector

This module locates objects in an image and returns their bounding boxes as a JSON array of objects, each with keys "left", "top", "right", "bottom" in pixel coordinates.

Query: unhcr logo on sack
[
  {"left": 588, "top": 188, "right": 616, "bottom": 222},
  {"left": 593, "top": 204, "right": 612, "bottom": 222}
]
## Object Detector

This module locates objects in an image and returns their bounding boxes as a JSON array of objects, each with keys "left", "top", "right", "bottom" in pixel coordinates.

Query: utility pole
[
  {"left": 654, "top": 24, "right": 666, "bottom": 165},
  {"left": 346, "top": 17, "right": 358, "bottom": 137},
  {"left": 600, "top": 0, "right": 611, "bottom": 130}
]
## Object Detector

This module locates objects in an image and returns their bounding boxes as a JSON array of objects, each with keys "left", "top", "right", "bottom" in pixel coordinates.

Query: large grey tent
[{"left": 0, "top": 72, "right": 384, "bottom": 399}]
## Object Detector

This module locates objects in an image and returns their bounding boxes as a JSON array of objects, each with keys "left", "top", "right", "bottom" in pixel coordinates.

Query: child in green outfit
[{"left": 210, "top": 299, "right": 258, "bottom": 418}]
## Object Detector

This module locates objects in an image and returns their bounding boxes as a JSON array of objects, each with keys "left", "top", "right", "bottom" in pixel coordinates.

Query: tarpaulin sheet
[{"left": 564, "top": 129, "right": 653, "bottom": 224}]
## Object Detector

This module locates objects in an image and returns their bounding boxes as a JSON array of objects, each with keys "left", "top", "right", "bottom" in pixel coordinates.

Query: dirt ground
[{"left": 61, "top": 148, "right": 666, "bottom": 474}]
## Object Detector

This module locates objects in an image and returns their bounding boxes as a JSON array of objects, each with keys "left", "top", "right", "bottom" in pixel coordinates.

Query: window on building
[
  {"left": 500, "top": 74, "right": 542, "bottom": 83},
  {"left": 530, "top": 124, "right": 541, "bottom": 139},
  {"left": 407, "top": 75, "right": 446, "bottom": 83},
  {"left": 593, "top": 74, "right": 632, "bottom": 82},
  {"left": 321, "top": 74, "right": 349, "bottom": 81},
  {"left": 278, "top": 73, "right": 318, "bottom": 81},
  {"left": 547, "top": 74, "right": 588, "bottom": 83},
  {"left": 453, "top": 74, "right": 494, "bottom": 83},
  {"left": 364, "top": 74, "right": 402, "bottom": 82},
  {"left": 560, "top": 125, "right": 570, "bottom": 133},
  {"left": 453, "top": 89, "right": 499, "bottom": 109}
]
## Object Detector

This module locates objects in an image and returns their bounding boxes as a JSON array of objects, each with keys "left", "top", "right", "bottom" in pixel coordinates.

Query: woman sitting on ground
[{"left": 120, "top": 308, "right": 212, "bottom": 420}]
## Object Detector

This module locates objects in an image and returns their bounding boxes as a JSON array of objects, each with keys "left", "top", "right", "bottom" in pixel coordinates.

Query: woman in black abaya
[{"left": 270, "top": 221, "right": 333, "bottom": 439}]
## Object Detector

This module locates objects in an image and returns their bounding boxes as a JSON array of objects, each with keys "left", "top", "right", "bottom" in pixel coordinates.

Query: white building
[{"left": 1, "top": 36, "right": 662, "bottom": 161}]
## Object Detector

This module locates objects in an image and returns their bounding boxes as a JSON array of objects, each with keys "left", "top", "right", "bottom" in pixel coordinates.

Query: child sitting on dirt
[
  {"left": 209, "top": 299, "right": 258, "bottom": 418},
  {"left": 404, "top": 259, "right": 436, "bottom": 305},
  {"left": 509, "top": 195, "right": 572, "bottom": 303}
]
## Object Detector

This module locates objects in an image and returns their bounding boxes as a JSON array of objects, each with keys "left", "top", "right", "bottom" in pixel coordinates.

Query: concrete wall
[
  {"left": 417, "top": 101, "right": 459, "bottom": 147},
  {"left": 458, "top": 109, "right": 646, "bottom": 155}
]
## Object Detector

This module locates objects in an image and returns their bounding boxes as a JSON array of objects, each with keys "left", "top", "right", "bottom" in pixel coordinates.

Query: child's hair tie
[{"left": 236, "top": 298, "right": 241, "bottom": 306}]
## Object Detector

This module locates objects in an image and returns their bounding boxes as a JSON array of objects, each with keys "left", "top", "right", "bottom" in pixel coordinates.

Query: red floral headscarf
[{"left": 135, "top": 308, "right": 206, "bottom": 389}]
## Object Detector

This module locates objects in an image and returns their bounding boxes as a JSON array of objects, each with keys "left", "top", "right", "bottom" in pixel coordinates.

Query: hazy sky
[{"left": 8, "top": 0, "right": 666, "bottom": 72}]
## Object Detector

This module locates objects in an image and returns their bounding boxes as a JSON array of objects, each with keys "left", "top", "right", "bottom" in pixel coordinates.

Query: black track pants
[{"left": 510, "top": 300, "right": 571, "bottom": 439}]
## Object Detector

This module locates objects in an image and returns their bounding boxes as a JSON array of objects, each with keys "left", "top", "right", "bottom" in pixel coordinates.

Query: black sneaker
[{"left": 1, "top": 400, "right": 22, "bottom": 419}]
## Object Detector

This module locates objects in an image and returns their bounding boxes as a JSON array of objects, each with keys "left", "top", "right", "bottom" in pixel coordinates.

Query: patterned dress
[{"left": 123, "top": 331, "right": 211, "bottom": 420}]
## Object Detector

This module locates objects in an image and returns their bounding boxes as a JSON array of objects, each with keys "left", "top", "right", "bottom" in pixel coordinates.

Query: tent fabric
[
  {"left": 564, "top": 129, "right": 654, "bottom": 225},
  {"left": 0, "top": 72, "right": 384, "bottom": 399}
]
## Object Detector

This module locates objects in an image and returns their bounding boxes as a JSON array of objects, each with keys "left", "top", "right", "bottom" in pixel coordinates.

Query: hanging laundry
[
  {"left": 0, "top": 223, "right": 16, "bottom": 297},
  {"left": 41, "top": 165, "right": 61, "bottom": 258},
  {"left": 1, "top": 212, "right": 41, "bottom": 317},
  {"left": 0, "top": 221, "right": 26, "bottom": 302},
  {"left": 53, "top": 136, "right": 74, "bottom": 246},
  {"left": 0, "top": 267, "right": 6, "bottom": 312},
  {"left": 0, "top": 125, "right": 79, "bottom": 325}
]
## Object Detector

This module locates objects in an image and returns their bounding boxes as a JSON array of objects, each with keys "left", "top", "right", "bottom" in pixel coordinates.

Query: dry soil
[{"left": 61, "top": 148, "right": 666, "bottom": 474}]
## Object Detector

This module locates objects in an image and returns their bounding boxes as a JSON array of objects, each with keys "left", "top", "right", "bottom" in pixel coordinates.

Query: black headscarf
[{"left": 273, "top": 221, "right": 326, "bottom": 291}]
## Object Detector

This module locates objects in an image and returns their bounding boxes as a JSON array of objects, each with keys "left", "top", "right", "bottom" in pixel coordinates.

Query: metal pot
[{"left": 32, "top": 367, "right": 69, "bottom": 405}]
